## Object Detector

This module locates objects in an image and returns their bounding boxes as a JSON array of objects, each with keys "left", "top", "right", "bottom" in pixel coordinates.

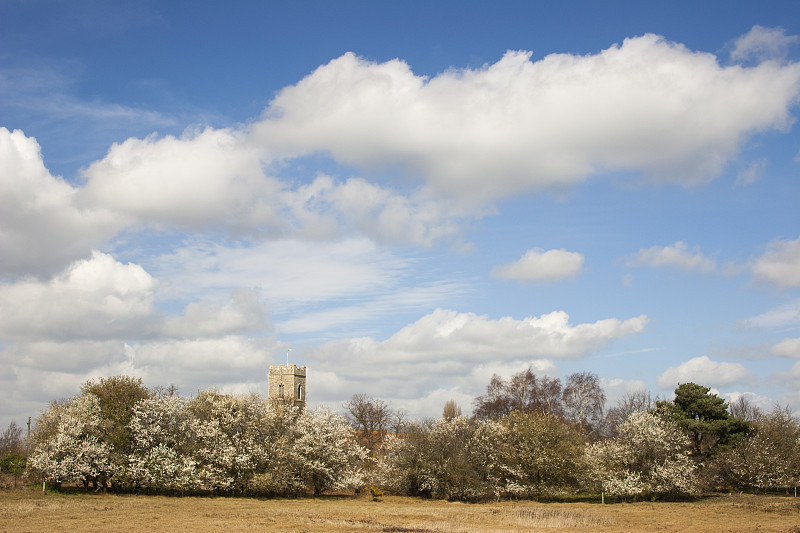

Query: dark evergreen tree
[{"left": 658, "top": 382, "right": 750, "bottom": 458}]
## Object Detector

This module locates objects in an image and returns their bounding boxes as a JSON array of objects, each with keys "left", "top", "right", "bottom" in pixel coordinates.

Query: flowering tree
[
  {"left": 720, "top": 406, "right": 800, "bottom": 491},
  {"left": 125, "top": 390, "right": 366, "bottom": 496},
  {"left": 585, "top": 411, "right": 697, "bottom": 500},
  {"left": 125, "top": 394, "right": 198, "bottom": 493},
  {"left": 292, "top": 407, "right": 368, "bottom": 495},
  {"left": 501, "top": 411, "right": 586, "bottom": 497},
  {"left": 30, "top": 394, "right": 114, "bottom": 490}
]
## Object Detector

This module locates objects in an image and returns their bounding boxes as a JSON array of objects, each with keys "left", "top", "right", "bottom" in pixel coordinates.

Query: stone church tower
[{"left": 268, "top": 363, "right": 306, "bottom": 409}]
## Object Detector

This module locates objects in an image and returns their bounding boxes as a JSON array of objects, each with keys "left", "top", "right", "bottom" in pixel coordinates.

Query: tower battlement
[{"left": 268, "top": 364, "right": 306, "bottom": 409}]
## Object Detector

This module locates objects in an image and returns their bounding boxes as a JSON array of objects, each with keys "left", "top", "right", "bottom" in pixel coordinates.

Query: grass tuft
[{"left": 513, "top": 505, "right": 612, "bottom": 528}]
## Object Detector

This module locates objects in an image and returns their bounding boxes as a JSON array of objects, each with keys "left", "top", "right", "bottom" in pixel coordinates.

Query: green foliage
[
  {"left": 501, "top": 411, "right": 586, "bottom": 496},
  {"left": 0, "top": 453, "right": 26, "bottom": 476},
  {"left": 658, "top": 382, "right": 750, "bottom": 458},
  {"left": 81, "top": 375, "right": 153, "bottom": 454}
]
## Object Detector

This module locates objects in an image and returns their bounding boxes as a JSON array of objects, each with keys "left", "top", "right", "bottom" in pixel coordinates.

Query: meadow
[{"left": 1, "top": 488, "right": 799, "bottom": 533}]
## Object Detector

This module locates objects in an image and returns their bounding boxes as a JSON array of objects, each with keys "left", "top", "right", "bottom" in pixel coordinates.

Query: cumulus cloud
[
  {"left": 163, "top": 289, "right": 270, "bottom": 339},
  {"left": 8, "top": 30, "right": 800, "bottom": 266},
  {"left": 0, "top": 336, "right": 285, "bottom": 409},
  {"left": 80, "top": 127, "right": 275, "bottom": 232},
  {"left": 79, "top": 129, "right": 464, "bottom": 247},
  {"left": 731, "top": 25, "right": 799, "bottom": 63},
  {"left": 772, "top": 337, "right": 800, "bottom": 358},
  {"left": 254, "top": 34, "right": 800, "bottom": 205},
  {"left": 0, "top": 128, "right": 123, "bottom": 277},
  {"left": 751, "top": 236, "right": 800, "bottom": 288},
  {"left": 304, "top": 309, "right": 647, "bottom": 405},
  {"left": 286, "top": 175, "right": 469, "bottom": 247},
  {"left": 491, "top": 248, "right": 584, "bottom": 282},
  {"left": 0, "top": 251, "right": 158, "bottom": 341},
  {"left": 625, "top": 241, "right": 717, "bottom": 272},
  {"left": 657, "top": 355, "right": 751, "bottom": 389},
  {"left": 0, "top": 251, "right": 273, "bottom": 342},
  {"left": 720, "top": 390, "right": 776, "bottom": 412}
]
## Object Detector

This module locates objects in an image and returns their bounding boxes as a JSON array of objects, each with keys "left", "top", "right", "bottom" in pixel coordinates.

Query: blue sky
[{"left": 2, "top": 0, "right": 800, "bottom": 427}]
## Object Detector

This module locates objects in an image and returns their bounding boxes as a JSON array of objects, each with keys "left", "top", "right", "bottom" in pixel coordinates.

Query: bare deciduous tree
[
  {"left": 473, "top": 367, "right": 572, "bottom": 421},
  {"left": 0, "top": 421, "right": 24, "bottom": 456},
  {"left": 442, "top": 400, "right": 462, "bottom": 420},
  {"left": 390, "top": 408, "right": 409, "bottom": 436},
  {"left": 562, "top": 372, "right": 606, "bottom": 429},
  {"left": 472, "top": 374, "right": 514, "bottom": 421},
  {"left": 603, "top": 389, "right": 655, "bottom": 436},
  {"left": 728, "top": 395, "right": 761, "bottom": 422},
  {"left": 344, "top": 393, "right": 392, "bottom": 454}
]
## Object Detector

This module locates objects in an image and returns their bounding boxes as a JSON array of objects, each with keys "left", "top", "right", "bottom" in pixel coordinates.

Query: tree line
[
  {"left": 25, "top": 377, "right": 365, "bottom": 495},
  {"left": 8, "top": 369, "right": 800, "bottom": 500}
]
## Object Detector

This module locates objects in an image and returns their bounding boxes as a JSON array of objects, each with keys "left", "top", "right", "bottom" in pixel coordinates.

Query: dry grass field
[{"left": 1, "top": 488, "right": 799, "bottom": 533}]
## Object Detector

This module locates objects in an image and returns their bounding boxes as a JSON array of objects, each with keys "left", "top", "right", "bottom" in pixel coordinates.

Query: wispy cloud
[
  {"left": 751, "top": 236, "right": 800, "bottom": 288},
  {"left": 624, "top": 241, "right": 717, "bottom": 273},
  {"left": 730, "top": 25, "right": 799, "bottom": 63}
]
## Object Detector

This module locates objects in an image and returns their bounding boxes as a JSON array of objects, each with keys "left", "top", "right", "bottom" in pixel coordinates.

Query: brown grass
[{"left": 1, "top": 488, "right": 799, "bottom": 532}]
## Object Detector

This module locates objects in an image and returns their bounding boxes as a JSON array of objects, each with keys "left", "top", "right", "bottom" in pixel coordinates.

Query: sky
[{"left": 2, "top": 0, "right": 800, "bottom": 428}]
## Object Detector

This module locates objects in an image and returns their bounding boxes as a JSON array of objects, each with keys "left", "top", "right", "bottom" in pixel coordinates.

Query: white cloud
[
  {"left": 150, "top": 238, "right": 468, "bottom": 338},
  {"left": 657, "top": 355, "right": 751, "bottom": 389},
  {"left": 601, "top": 377, "right": 651, "bottom": 408},
  {"left": 308, "top": 355, "right": 560, "bottom": 418},
  {"left": 731, "top": 25, "right": 799, "bottom": 63},
  {"left": 163, "top": 289, "right": 270, "bottom": 338},
  {"left": 254, "top": 34, "right": 800, "bottom": 205},
  {"left": 0, "top": 128, "right": 123, "bottom": 277},
  {"left": 128, "top": 336, "right": 281, "bottom": 384},
  {"left": 774, "top": 362, "right": 800, "bottom": 403},
  {"left": 772, "top": 336, "right": 800, "bottom": 358},
  {"left": 740, "top": 298, "right": 800, "bottom": 329},
  {"left": 719, "top": 390, "right": 776, "bottom": 412},
  {"left": 285, "top": 174, "right": 468, "bottom": 247},
  {"left": 0, "top": 335, "right": 287, "bottom": 419},
  {"left": 304, "top": 309, "right": 646, "bottom": 408},
  {"left": 751, "top": 236, "right": 800, "bottom": 288},
  {"left": 735, "top": 158, "right": 766, "bottom": 186},
  {"left": 625, "top": 241, "right": 716, "bottom": 272},
  {"left": 154, "top": 238, "right": 411, "bottom": 305},
  {"left": 0, "top": 251, "right": 158, "bottom": 341},
  {"left": 80, "top": 127, "right": 275, "bottom": 232},
  {"left": 79, "top": 131, "right": 464, "bottom": 247},
  {"left": 491, "top": 248, "right": 584, "bottom": 282},
  {"left": 358, "top": 308, "right": 648, "bottom": 361},
  {"left": 0, "top": 63, "right": 175, "bottom": 127},
  {"left": 0, "top": 251, "right": 274, "bottom": 342}
]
